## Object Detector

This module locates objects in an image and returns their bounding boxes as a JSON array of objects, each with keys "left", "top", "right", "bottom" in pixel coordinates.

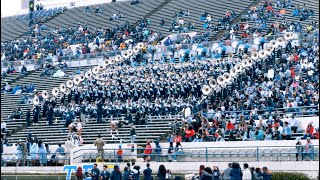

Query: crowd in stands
[
  {"left": 1, "top": 17, "right": 162, "bottom": 64},
  {"left": 70, "top": 162, "right": 273, "bottom": 180},
  {"left": 1, "top": 129, "right": 83, "bottom": 166},
  {"left": 231, "top": 0, "right": 318, "bottom": 41}
]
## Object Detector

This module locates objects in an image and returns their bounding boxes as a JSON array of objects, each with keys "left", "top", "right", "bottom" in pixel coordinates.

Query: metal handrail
[{"left": 69, "top": 144, "right": 319, "bottom": 162}]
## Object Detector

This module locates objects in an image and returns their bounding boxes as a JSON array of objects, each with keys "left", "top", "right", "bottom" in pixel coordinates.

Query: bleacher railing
[{"left": 70, "top": 145, "right": 319, "bottom": 163}]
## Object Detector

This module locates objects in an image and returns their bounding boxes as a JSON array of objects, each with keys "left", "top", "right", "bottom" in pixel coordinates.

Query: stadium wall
[{"left": 1, "top": 161, "right": 319, "bottom": 178}]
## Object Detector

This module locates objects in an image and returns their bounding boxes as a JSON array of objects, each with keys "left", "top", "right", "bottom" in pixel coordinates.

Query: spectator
[
  {"left": 252, "top": 168, "right": 262, "bottom": 180},
  {"left": 1, "top": 71, "right": 7, "bottom": 79},
  {"left": 20, "top": 65, "right": 27, "bottom": 75},
  {"left": 1, "top": 120, "right": 8, "bottom": 134},
  {"left": 101, "top": 165, "right": 110, "bottom": 180},
  {"left": 131, "top": 165, "right": 141, "bottom": 180},
  {"left": 75, "top": 166, "right": 84, "bottom": 180},
  {"left": 37, "top": 140, "right": 47, "bottom": 166},
  {"left": 131, "top": 0, "right": 139, "bottom": 5},
  {"left": 130, "top": 124, "right": 137, "bottom": 144},
  {"left": 258, "top": 167, "right": 272, "bottom": 180},
  {"left": 54, "top": 143, "right": 65, "bottom": 156},
  {"left": 242, "top": 163, "right": 252, "bottom": 180},
  {"left": 171, "top": 142, "right": 184, "bottom": 162},
  {"left": 157, "top": 164, "right": 167, "bottom": 180},
  {"left": 117, "top": 145, "right": 123, "bottom": 162},
  {"left": 200, "top": 167, "right": 213, "bottom": 180},
  {"left": 29, "top": 138, "right": 38, "bottom": 166},
  {"left": 90, "top": 163, "right": 100, "bottom": 180},
  {"left": 312, "top": 128, "right": 319, "bottom": 139},
  {"left": 289, "top": 115, "right": 298, "bottom": 133},
  {"left": 303, "top": 137, "right": 314, "bottom": 161},
  {"left": 143, "top": 163, "right": 152, "bottom": 180},
  {"left": 199, "top": 165, "right": 205, "bottom": 177},
  {"left": 281, "top": 122, "right": 292, "bottom": 140},
  {"left": 230, "top": 162, "right": 242, "bottom": 180},
  {"left": 110, "top": 165, "right": 122, "bottom": 180},
  {"left": 212, "top": 166, "right": 221, "bottom": 180},
  {"left": 304, "top": 122, "right": 315, "bottom": 139},
  {"left": 151, "top": 140, "right": 162, "bottom": 161},
  {"left": 221, "top": 163, "right": 232, "bottom": 180},
  {"left": 64, "top": 137, "right": 74, "bottom": 165},
  {"left": 143, "top": 141, "right": 152, "bottom": 162},
  {"left": 123, "top": 167, "right": 130, "bottom": 180},
  {"left": 94, "top": 135, "right": 105, "bottom": 161},
  {"left": 16, "top": 139, "right": 27, "bottom": 166}
]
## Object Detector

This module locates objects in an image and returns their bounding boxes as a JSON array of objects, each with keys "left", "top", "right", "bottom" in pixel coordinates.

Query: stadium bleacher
[{"left": 1, "top": 1, "right": 319, "bottom": 178}]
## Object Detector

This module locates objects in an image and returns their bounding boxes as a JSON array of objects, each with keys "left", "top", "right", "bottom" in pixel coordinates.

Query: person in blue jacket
[
  {"left": 230, "top": 162, "right": 243, "bottom": 180},
  {"left": 110, "top": 165, "right": 122, "bottom": 180},
  {"left": 143, "top": 163, "right": 153, "bottom": 180}
]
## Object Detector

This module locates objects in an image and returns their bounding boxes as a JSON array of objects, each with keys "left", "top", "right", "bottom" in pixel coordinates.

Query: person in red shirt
[
  {"left": 290, "top": 67, "right": 295, "bottom": 78},
  {"left": 226, "top": 120, "right": 235, "bottom": 134},
  {"left": 185, "top": 126, "right": 195, "bottom": 142},
  {"left": 174, "top": 133, "right": 182, "bottom": 143},
  {"left": 116, "top": 145, "right": 123, "bottom": 162},
  {"left": 240, "top": 23, "right": 245, "bottom": 30},
  {"left": 241, "top": 32, "right": 249, "bottom": 38},
  {"left": 312, "top": 128, "right": 319, "bottom": 139},
  {"left": 304, "top": 123, "right": 315, "bottom": 139},
  {"left": 143, "top": 141, "right": 152, "bottom": 162}
]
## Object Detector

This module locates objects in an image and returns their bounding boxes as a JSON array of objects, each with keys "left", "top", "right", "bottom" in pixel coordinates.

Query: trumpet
[
  {"left": 66, "top": 80, "right": 74, "bottom": 88},
  {"left": 42, "top": 90, "right": 49, "bottom": 99},
  {"left": 201, "top": 85, "right": 212, "bottom": 96},
  {"left": 52, "top": 87, "right": 59, "bottom": 96},
  {"left": 59, "top": 83, "right": 66, "bottom": 92},
  {"left": 33, "top": 97, "right": 40, "bottom": 105}
]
